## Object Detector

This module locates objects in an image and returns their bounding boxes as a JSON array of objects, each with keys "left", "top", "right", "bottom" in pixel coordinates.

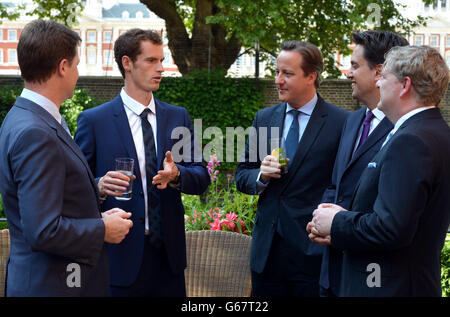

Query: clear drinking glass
[{"left": 115, "top": 157, "right": 134, "bottom": 201}]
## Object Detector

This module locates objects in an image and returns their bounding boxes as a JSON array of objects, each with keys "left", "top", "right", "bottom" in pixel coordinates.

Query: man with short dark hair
[
  {"left": 235, "top": 41, "right": 349, "bottom": 297},
  {"left": 309, "top": 45, "right": 450, "bottom": 297},
  {"left": 75, "top": 28, "right": 210, "bottom": 297},
  {"left": 315, "top": 30, "right": 408, "bottom": 297},
  {"left": 0, "top": 19, "right": 132, "bottom": 297}
]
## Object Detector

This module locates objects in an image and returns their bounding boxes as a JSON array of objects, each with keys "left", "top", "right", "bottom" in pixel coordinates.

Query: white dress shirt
[
  {"left": 256, "top": 94, "right": 318, "bottom": 192},
  {"left": 120, "top": 88, "right": 157, "bottom": 233}
]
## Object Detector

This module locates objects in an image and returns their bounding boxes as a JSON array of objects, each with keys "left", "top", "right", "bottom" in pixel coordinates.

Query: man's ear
[
  {"left": 122, "top": 55, "right": 131, "bottom": 73},
  {"left": 374, "top": 64, "right": 383, "bottom": 81},
  {"left": 57, "top": 58, "right": 69, "bottom": 77},
  {"left": 400, "top": 76, "right": 413, "bottom": 98}
]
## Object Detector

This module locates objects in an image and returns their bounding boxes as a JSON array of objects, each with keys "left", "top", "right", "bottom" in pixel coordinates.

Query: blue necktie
[
  {"left": 60, "top": 116, "right": 71, "bottom": 136},
  {"left": 285, "top": 109, "right": 300, "bottom": 164}
]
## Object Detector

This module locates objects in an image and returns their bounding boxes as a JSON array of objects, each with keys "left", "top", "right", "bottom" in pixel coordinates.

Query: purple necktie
[{"left": 356, "top": 110, "right": 375, "bottom": 150}]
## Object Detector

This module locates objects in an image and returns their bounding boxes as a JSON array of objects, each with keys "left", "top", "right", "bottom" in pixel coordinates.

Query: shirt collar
[
  {"left": 20, "top": 88, "right": 61, "bottom": 123},
  {"left": 391, "top": 106, "right": 435, "bottom": 135},
  {"left": 120, "top": 88, "right": 156, "bottom": 116},
  {"left": 286, "top": 93, "right": 317, "bottom": 116},
  {"left": 369, "top": 107, "right": 385, "bottom": 121}
]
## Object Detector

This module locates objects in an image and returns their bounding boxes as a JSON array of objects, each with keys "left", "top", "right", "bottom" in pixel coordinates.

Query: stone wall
[{"left": 1, "top": 75, "right": 449, "bottom": 124}]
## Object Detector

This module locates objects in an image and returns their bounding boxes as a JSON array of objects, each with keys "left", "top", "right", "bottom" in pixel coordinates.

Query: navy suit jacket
[
  {"left": 319, "top": 107, "right": 393, "bottom": 294},
  {"left": 0, "top": 97, "right": 109, "bottom": 297},
  {"left": 235, "top": 95, "right": 349, "bottom": 275},
  {"left": 74, "top": 94, "right": 210, "bottom": 287},
  {"left": 331, "top": 108, "right": 450, "bottom": 296}
]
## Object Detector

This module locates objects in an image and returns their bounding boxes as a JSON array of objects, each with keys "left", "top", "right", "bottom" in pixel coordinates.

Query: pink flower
[{"left": 210, "top": 219, "right": 222, "bottom": 231}]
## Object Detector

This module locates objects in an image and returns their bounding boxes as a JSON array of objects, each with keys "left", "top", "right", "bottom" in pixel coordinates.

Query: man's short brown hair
[
  {"left": 384, "top": 46, "right": 449, "bottom": 107},
  {"left": 280, "top": 41, "right": 324, "bottom": 88},
  {"left": 18, "top": 19, "right": 81, "bottom": 84},
  {"left": 114, "top": 29, "right": 163, "bottom": 78}
]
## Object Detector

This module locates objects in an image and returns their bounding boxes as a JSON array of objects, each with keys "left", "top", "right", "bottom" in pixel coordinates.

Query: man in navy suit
[
  {"left": 235, "top": 41, "right": 349, "bottom": 296},
  {"left": 0, "top": 20, "right": 132, "bottom": 297},
  {"left": 309, "top": 46, "right": 450, "bottom": 296},
  {"left": 316, "top": 31, "right": 408, "bottom": 297},
  {"left": 75, "top": 29, "right": 210, "bottom": 297}
]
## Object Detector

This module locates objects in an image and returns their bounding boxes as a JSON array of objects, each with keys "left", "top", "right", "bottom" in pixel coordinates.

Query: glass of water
[{"left": 115, "top": 157, "right": 134, "bottom": 201}]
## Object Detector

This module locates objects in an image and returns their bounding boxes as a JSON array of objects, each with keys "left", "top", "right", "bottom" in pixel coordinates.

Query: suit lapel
[
  {"left": 155, "top": 98, "right": 168, "bottom": 170},
  {"left": 267, "top": 102, "right": 287, "bottom": 155},
  {"left": 281, "top": 96, "right": 327, "bottom": 190},
  {"left": 111, "top": 96, "right": 143, "bottom": 182},
  {"left": 340, "top": 108, "right": 365, "bottom": 168}
]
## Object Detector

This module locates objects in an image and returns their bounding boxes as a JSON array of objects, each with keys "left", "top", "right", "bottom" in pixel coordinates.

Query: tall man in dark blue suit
[
  {"left": 0, "top": 20, "right": 132, "bottom": 297},
  {"left": 235, "top": 41, "right": 349, "bottom": 296},
  {"left": 316, "top": 31, "right": 408, "bottom": 297},
  {"left": 75, "top": 29, "right": 210, "bottom": 297},
  {"left": 309, "top": 46, "right": 450, "bottom": 296}
]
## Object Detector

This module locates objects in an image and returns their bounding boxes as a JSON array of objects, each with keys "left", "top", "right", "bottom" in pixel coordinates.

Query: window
[
  {"left": 414, "top": 35, "right": 423, "bottom": 46},
  {"left": 0, "top": 49, "right": 3, "bottom": 63},
  {"left": 103, "top": 50, "right": 113, "bottom": 66},
  {"left": 446, "top": 35, "right": 450, "bottom": 47},
  {"left": 8, "top": 49, "right": 17, "bottom": 64},
  {"left": 136, "top": 11, "right": 143, "bottom": 19},
  {"left": 442, "top": 0, "right": 447, "bottom": 9},
  {"left": 0, "top": 30, "right": 3, "bottom": 41},
  {"left": 103, "top": 31, "right": 112, "bottom": 43},
  {"left": 87, "top": 31, "right": 96, "bottom": 43},
  {"left": 87, "top": 47, "right": 96, "bottom": 65},
  {"left": 430, "top": 35, "right": 439, "bottom": 47},
  {"left": 122, "top": 11, "right": 129, "bottom": 19},
  {"left": 8, "top": 30, "right": 17, "bottom": 41}
]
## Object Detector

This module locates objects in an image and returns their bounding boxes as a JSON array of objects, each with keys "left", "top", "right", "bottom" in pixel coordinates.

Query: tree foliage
[
  {"left": 0, "top": 0, "right": 84, "bottom": 27},
  {"left": 141, "top": 0, "right": 431, "bottom": 77}
]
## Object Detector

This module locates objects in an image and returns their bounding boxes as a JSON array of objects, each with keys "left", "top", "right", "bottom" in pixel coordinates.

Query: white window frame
[
  {"left": 87, "top": 30, "right": 97, "bottom": 43},
  {"left": 103, "top": 31, "right": 112, "bottom": 43},
  {"left": 103, "top": 50, "right": 113, "bottom": 66},
  {"left": 0, "top": 49, "right": 3, "bottom": 64},
  {"left": 414, "top": 35, "right": 423, "bottom": 46},
  {"left": 87, "top": 46, "right": 97, "bottom": 65},
  {"left": 8, "top": 29, "right": 17, "bottom": 42},
  {"left": 8, "top": 49, "right": 17, "bottom": 64},
  {"left": 430, "top": 35, "right": 439, "bottom": 47}
]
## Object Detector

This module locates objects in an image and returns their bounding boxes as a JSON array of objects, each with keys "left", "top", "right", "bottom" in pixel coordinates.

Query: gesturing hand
[{"left": 152, "top": 151, "right": 179, "bottom": 189}]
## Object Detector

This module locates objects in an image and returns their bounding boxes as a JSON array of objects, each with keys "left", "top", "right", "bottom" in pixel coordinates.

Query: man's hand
[
  {"left": 152, "top": 151, "right": 179, "bottom": 189},
  {"left": 102, "top": 208, "right": 133, "bottom": 244},
  {"left": 259, "top": 155, "right": 290, "bottom": 183},
  {"left": 98, "top": 171, "right": 136, "bottom": 198},
  {"left": 310, "top": 203, "right": 346, "bottom": 237},
  {"left": 306, "top": 221, "right": 332, "bottom": 245}
]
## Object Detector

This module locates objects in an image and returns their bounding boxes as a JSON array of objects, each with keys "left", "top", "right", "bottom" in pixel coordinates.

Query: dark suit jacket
[
  {"left": 0, "top": 97, "right": 109, "bottom": 297},
  {"left": 74, "top": 94, "right": 210, "bottom": 287},
  {"left": 319, "top": 108, "right": 393, "bottom": 294},
  {"left": 331, "top": 108, "right": 450, "bottom": 297},
  {"left": 235, "top": 95, "right": 349, "bottom": 276}
]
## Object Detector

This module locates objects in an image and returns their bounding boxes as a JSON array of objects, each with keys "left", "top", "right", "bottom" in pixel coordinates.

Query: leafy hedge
[
  {"left": 442, "top": 235, "right": 450, "bottom": 297},
  {"left": 154, "top": 69, "right": 265, "bottom": 171}
]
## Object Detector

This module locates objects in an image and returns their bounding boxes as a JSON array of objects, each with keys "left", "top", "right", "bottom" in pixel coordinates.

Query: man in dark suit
[
  {"left": 317, "top": 31, "right": 408, "bottom": 297},
  {"left": 235, "top": 41, "right": 349, "bottom": 297},
  {"left": 75, "top": 29, "right": 210, "bottom": 297},
  {"left": 0, "top": 20, "right": 132, "bottom": 297},
  {"left": 309, "top": 46, "right": 450, "bottom": 297}
]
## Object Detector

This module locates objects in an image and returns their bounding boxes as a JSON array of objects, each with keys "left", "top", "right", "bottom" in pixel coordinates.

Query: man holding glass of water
[{"left": 74, "top": 29, "right": 210, "bottom": 297}]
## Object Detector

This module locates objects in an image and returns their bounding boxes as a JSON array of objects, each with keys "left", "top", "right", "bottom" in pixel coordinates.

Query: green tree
[
  {"left": 0, "top": 0, "right": 84, "bottom": 27},
  {"left": 141, "top": 0, "right": 432, "bottom": 76}
]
